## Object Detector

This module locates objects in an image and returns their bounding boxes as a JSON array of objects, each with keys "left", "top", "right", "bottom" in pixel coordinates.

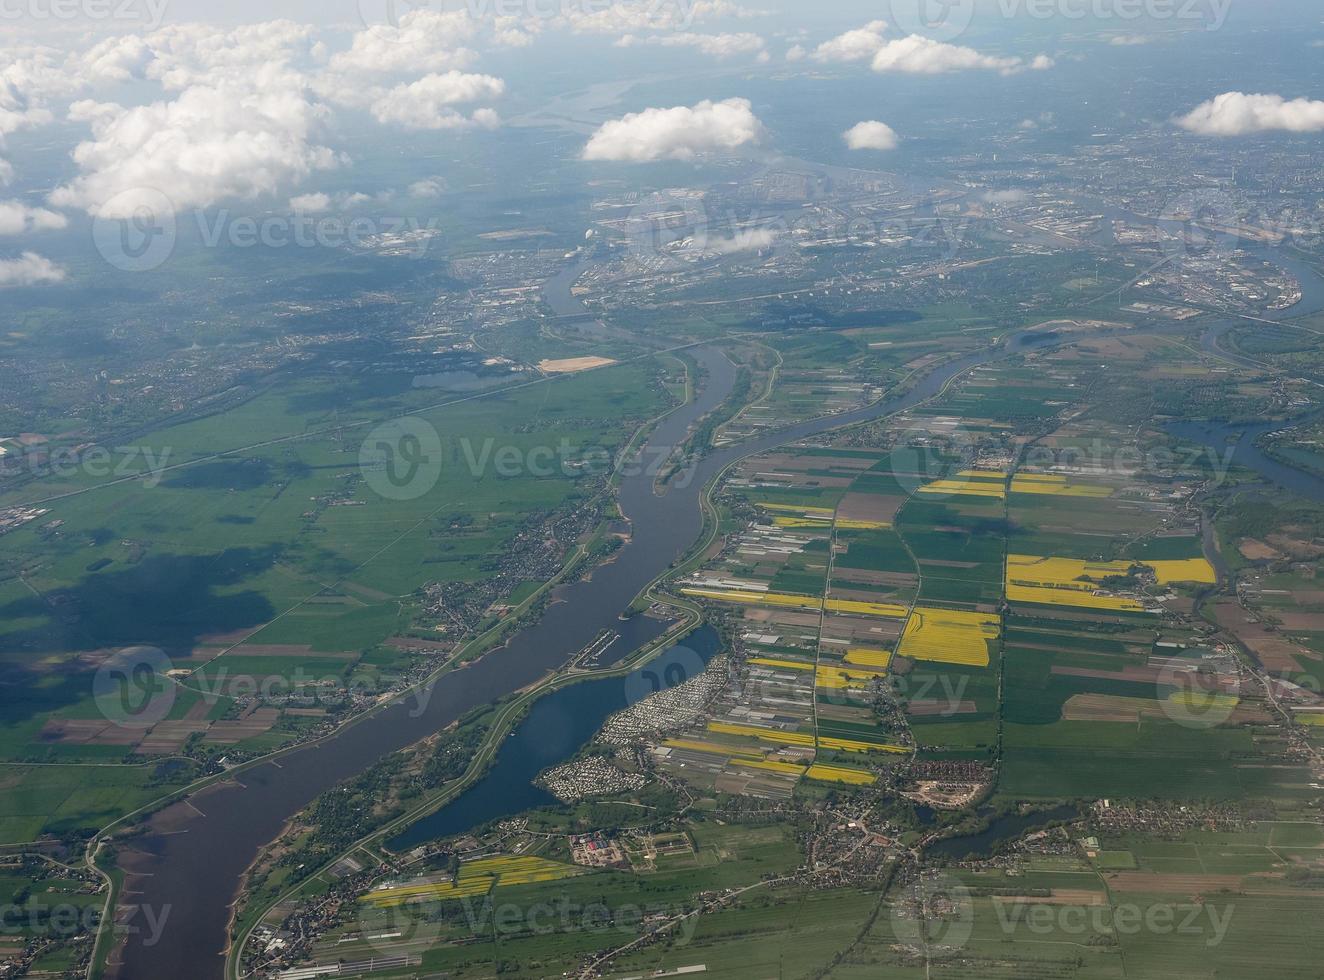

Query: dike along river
[{"left": 116, "top": 318, "right": 1068, "bottom": 979}]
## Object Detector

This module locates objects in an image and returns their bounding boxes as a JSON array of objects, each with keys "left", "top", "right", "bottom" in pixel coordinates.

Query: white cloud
[
  {"left": 289, "top": 192, "right": 330, "bottom": 213},
  {"left": 0, "top": 44, "right": 79, "bottom": 138},
  {"left": 0, "top": 251, "right": 65, "bottom": 287},
  {"left": 843, "top": 120, "right": 898, "bottom": 151},
  {"left": 618, "top": 32, "right": 767, "bottom": 59},
  {"left": 1176, "top": 92, "right": 1324, "bottom": 136},
  {"left": 582, "top": 97, "right": 763, "bottom": 163},
  {"left": 1109, "top": 34, "right": 1155, "bottom": 45},
  {"left": 786, "top": 44, "right": 806, "bottom": 63},
  {"left": 408, "top": 178, "right": 447, "bottom": 199},
  {"left": 872, "top": 36, "right": 1052, "bottom": 75},
  {"left": 51, "top": 66, "right": 341, "bottom": 218},
  {"left": 370, "top": 71, "right": 505, "bottom": 130},
  {"left": 329, "top": 9, "right": 477, "bottom": 76},
  {"left": 81, "top": 35, "right": 154, "bottom": 84},
  {"left": 703, "top": 228, "right": 778, "bottom": 254},
  {"left": 289, "top": 190, "right": 380, "bottom": 212},
  {"left": 0, "top": 201, "right": 67, "bottom": 235},
  {"left": 813, "top": 20, "right": 888, "bottom": 63},
  {"left": 132, "top": 22, "right": 318, "bottom": 91},
  {"left": 809, "top": 23, "right": 1051, "bottom": 76}
]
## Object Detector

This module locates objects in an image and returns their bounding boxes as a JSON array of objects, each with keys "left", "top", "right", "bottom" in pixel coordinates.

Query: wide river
[{"left": 116, "top": 237, "right": 1324, "bottom": 977}]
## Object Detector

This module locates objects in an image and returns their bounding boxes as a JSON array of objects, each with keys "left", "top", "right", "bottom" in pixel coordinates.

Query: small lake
[
  {"left": 389, "top": 626, "right": 721, "bottom": 850},
  {"left": 927, "top": 804, "right": 1081, "bottom": 861}
]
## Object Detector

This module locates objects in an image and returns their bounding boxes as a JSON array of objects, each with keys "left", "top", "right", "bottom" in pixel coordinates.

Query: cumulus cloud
[
  {"left": 1109, "top": 34, "right": 1155, "bottom": 45},
  {"left": 0, "top": 201, "right": 67, "bottom": 235},
  {"left": 51, "top": 66, "right": 341, "bottom": 218},
  {"left": 810, "top": 22, "right": 1051, "bottom": 75},
  {"left": 813, "top": 20, "right": 888, "bottom": 63},
  {"left": 703, "top": 227, "right": 778, "bottom": 254},
  {"left": 290, "top": 190, "right": 381, "bottom": 212},
  {"left": 408, "top": 178, "right": 447, "bottom": 199},
  {"left": 289, "top": 192, "right": 330, "bottom": 213},
  {"left": 0, "top": 44, "right": 80, "bottom": 138},
  {"left": 582, "top": 97, "right": 763, "bottom": 163},
  {"left": 872, "top": 36, "right": 1052, "bottom": 75},
  {"left": 369, "top": 71, "right": 505, "bottom": 130},
  {"left": 1175, "top": 92, "right": 1324, "bottom": 136},
  {"left": 329, "top": 9, "right": 477, "bottom": 76},
  {"left": 0, "top": 251, "right": 65, "bottom": 287},
  {"left": 618, "top": 32, "right": 767, "bottom": 60},
  {"left": 125, "top": 21, "right": 318, "bottom": 91},
  {"left": 843, "top": 120, "right": 898, "bottom": 151},
  {"left": 786, "top": 44, "right": 807, "bottom": 62}
]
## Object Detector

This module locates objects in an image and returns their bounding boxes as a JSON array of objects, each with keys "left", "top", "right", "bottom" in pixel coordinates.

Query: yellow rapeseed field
[
  {"left": 1004, "top": 554, "right": 1215, "bottom": 611},
  {"left": 748, "top": 657, "right": 815, "bottom": 672},
  {"left": 1167, "top": 691, "right": 1239, "bottom": 712},
  {"left": 897, "top": 607, "right": 1000, "bottom": 667},
  {"left": 805, "top": 764, "right": 878, "bottom": 785},
  {"left": 758, "top": 503, "right": 836, "bottom": 515},
  {"left": 844, "top": 647, "right": 893, "bottom": 668},
  {"left": 1146, "top": 559, "right": 1217, "bottom": 585},
  {"left": 916, "top": 478, "right": 1006, "bottom": 500},
  {"left": 815, "top": 665, "right": 886, "bottom": 691},
  {"left": 707, "top": 721, "right": 906, "bottom": 754},
  {"left": 824, "top": 598, "right": 908, "bottom": 618},
  {"left": 1009, "top": 473, "right": 1113, "bottom": 498},
  {"left": 773, "top": 516, "right": 832, "bottom": 529},
  {"left": 363, "top": 856, "right": 579, "bottom": 908}
]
